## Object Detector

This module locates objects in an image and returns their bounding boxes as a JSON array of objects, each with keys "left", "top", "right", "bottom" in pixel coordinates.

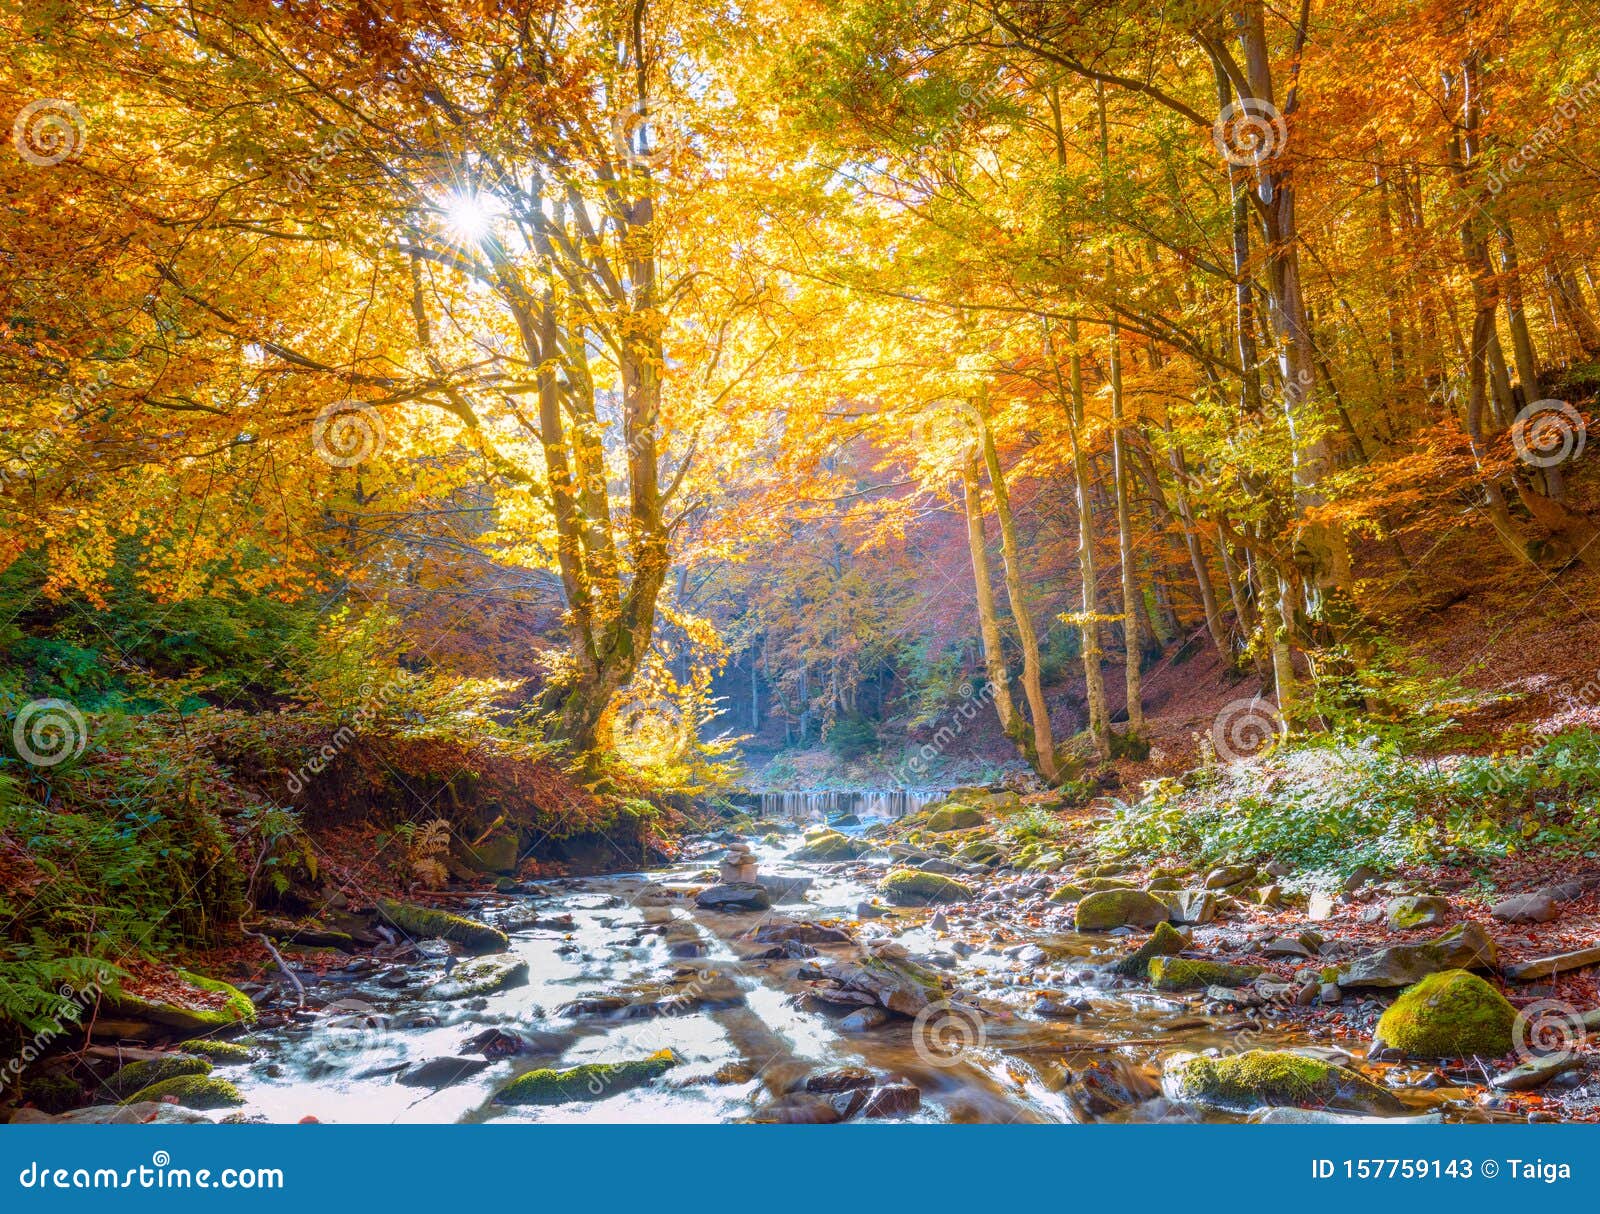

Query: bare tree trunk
[
  {"left": 960, "top": 451, "right": 1024, "bottom": 760},
  {"left": 1060, "top": 319, "right": 1112, "bottom": 760}
]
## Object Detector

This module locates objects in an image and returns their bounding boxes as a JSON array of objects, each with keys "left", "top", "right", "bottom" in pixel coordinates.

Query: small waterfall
[{"left": 758, "top": 788, "right": 948, "bottom": 822}]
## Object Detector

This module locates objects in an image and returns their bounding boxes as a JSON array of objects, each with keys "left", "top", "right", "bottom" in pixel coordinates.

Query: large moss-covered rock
[
  {"left": 376, "top": 900, "right": 509, "bottom": 953},
  {"left": 428, "top": 953, "right": 530, "bottom": 1000},
  {"left": 1148, "top": 957, "right": 1263, "bottom": 991},
  {"left": 1163, "top": 1049, "right": 1403, "bottom": 1114},
  {"left": 925, "top": 805, "right": 984, "bottom": 832},
  {"left": 1074, "top": 888, "right": 1170, "bottom": 931},
  {"left": 106, "top": 1055, "right": 211, "bottom": 1100},
  {"left": 1075, "top": 877, "right": 1141, "bottom": 894},
  {"left": 1373, "top": 970, "right": 1516, "bottom": 1058},
  {"left": 795, "top": 830, "right": 867, "bottom": 861},
  {"left": 1336, "top": 922, "right": 1497, "bottom": 989},
  {"left": 106, "top": 971, "right": 257, "bottom": 1035},
  {"left": 1112, "top": 921, "right": 1187, "bottom": 978},
  {"left": 121, "top": 1075, "right": 245, "bottom": 1109},
  {"left": 879, "top": 868, "right": 973, "bottom": 906},
  {"left": 186, "top": 1040, "right": 253, "bottom": 1064},
  {"left": 494, "top": 1049, "right": 681, "bottom": 1106},
  {"left": 1049, "top": 883, "right": 1087, "bottom": 904},
  {"left": 456, "top": 828, "right": 521, "bottom": 876}
]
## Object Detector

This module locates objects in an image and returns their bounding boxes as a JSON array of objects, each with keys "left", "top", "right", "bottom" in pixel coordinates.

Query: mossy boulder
[
  {"left": 186, "top": 1040, "right": 253, "bottom": 1064},
  {"left": 1163, "top": 1049, "right": 1403, "bottom": 1114},
  {"left": 376, "top": 899, "right": 510, "bottom": 953},
  {"left": 457, "top": 828, "right": 521, "bottom": 876},
  {"left": 926, "top": 805, "right": 984, "bottom": 832},
  {"left": 494, "top": 1049, "right": 681, "bottom": 1106},
  {"left": 1049, "top": 883, "right": 1087, "bottom": 904},
  {"left": 428, "top": 953, "right": 530, "bottom": 1000},
  {"left": 122, "top": 1075, "right": 245, "bottom": 1109},
  {"left": 878, "top": 868, "right": 974, "bottom": 906},
  {"left": 1373, "top": 970, "right": 1516, "bottom": 1059},
  {"left": 1386, "top": 895, "right": 1451, "bottom": 930},
  {"left": 795, "top": 830, "right": 867, "bottom": 861},
  {"left": 106, "top": 971, "right": 257, "bottom": 1035},
  {"left": 1074, "top": 889, "right": 1170, "bottom": 931},
  {"left": 106, "top": 1055, "right": 211, "bottom": 1100},
  {"left": 1148, "top": 957, "right": 1263, "bottom": 991},
  {"left": 1112, "top": 922, "right": 1188, "bottom": 978},
  {"left": 1075, "top": 877, "right": 1140, "bottom": 894}
]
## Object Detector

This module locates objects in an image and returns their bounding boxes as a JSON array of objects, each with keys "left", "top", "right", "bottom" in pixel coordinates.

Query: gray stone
[
  {"left": 1307, "top": 891, "right": 1337, "bottom": 921},
  {"left": 1491, "top": 893, "right": 1559, "bottom": 924},
  {"left": 1385, "top": 895, "right": 1451, "bottom": 930},
  {"left": 1156, "top": 888, "right": 1218, "bottom": 925},
  {"left": 1204, "top": 864, "right": 1255, "bottom": 890},
  {"left": 1504, "top": 944, "right": 1600, "bottom": 982},
  {"left": 695, "top": 882, "right": 772, "bottom": 912},
  {"left": 1491, "top": 1051, "right": 1585, "bottom": 1092},
  {"left": 1336, "top": 922, "right": 1497, "bottom": 988},
  {"left": 837, "top": 1006, "right": 891, "bottom": 1032}
]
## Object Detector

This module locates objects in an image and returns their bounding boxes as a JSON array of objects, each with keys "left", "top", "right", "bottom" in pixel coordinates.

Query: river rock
[
  {"left": 1335, "top": 922, "right": 1497, "bottom": 988},
  {"left": 1386, "top": 895, "right": 1451, "bottom": 929},
  {"left": 925, "top": 805, "right": 984, "bottom": 832},
  {"left": 750, "top": 920, "right": 852, "bottom": 946},
  {"left": 103, "top": 970, "right": 258, "bottom": 1035},
  {"left": 837, "top": 1006, "right": 891, "bottom": 1032},
  {"left": 428, "top": 953, "right": 529, "bottom": 999},
  {"left": 878, "top": 869, "right": 974, "bottom": 906},
  {"left": 1147, "top": 957, "right": 1263, "bottom": 991},
  {"left": 862, "top": 1082, "right": 922, "bottom": 1117},
  {"left": 1204, "top": 864, "right": 1255, "bottom": 890},
  {"left": 1490, "top": 892, "right": 1559, "bottom": 923},
  {"left": 695, "top": 882, "right": 772, "bottom": 912},
  {"left": 803, "top": 1066, "right": 875, "bottom": 1093},
  {"left": 375, "top": 901, "right": 510, "bottom": 954},
  {"left": 1491, "top": 1051, "right": 1585, "bottom": 1091},
  {"left": 398, "top": 1056, "right": 492, "bottom": 1088},
  {"left": 1162, "top": 1049, "right": 1403, "bottom": 1114},
  {"left": 816, "top": 955, "right": 946, "bottom": 1016},
  {"left": 795, "top": 830, "right": 868, "bottom": 861},
  {"left": 1075, "top": 889, "right": 1171, "bottom": 931},
  {"left": 1153, "top": 888, "right": 1217, "bottom": 925},
  {"left": 1372, "top": 969, "right": 1516, "bottom": 1058},
  {"left": 494, "top": 1049, "right": 682, "bottom": 1105}
]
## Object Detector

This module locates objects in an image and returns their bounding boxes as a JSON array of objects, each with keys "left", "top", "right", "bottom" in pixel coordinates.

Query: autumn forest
[{"left": 5, "top": 0, "right": 1600, "bottom": 1127}]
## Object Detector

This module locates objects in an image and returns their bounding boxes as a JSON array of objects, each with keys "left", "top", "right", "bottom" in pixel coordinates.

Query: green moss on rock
[
  {"left": 494, "top": 1049, "right": 681, "bottom": 1106},
  {"left": 122, "top": 1075, "right": 245, "bottom": 1109},
  {"left": 106, "top": 1055, "right": 212, "bottom": 1100},
  {"left": 795, "top": 830, "right": 866, "bottom": 861},
  {"left": 1148, "top": 957, "right": 1263, "bottom": 991},
  {"left": 186, "top": 1040, "right": 253, "bottom": 1064},
  {"left": 376, "top": 900, "right": 509, "bottom": 952},
  {"left": 1049, "top": 884, "right": 1086, "bottom": 904},
  {"left": 1164, "top": 1049, "right": 1402, "bottom": 1114},
  {"left": 878, "top": 868, "right": 974, "bottom": 906},
  {"left": 1074, "top": 888, "right": 1170, "bottom": 930},
  {"left": 926, "top": 805, "right": 984, "bottom": 832},
  {"left": 1374, "top": 969, "right": 1516, "bottom": 1058},
  {"left": 107, "top": 971, "right": 257, "bottom": 1035},
  {"left": 1113, "top": 921, "right": 1188, "bottom": 977}
]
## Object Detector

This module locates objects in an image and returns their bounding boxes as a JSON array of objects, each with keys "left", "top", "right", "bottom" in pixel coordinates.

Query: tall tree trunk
[
  {"left": 960, "top": 451, "right": 1025, "bottom": 761},
  {"left": 976, "top": 395, "right": 1059, "bottom": 781}
]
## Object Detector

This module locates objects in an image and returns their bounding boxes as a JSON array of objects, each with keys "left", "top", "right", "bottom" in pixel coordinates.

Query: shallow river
[{"left": 232, "top": 822, "right": 1474, "bottom": 1124}]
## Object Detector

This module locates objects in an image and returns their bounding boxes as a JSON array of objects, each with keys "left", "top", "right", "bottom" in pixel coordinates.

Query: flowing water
[
  {"left": 757, "top": 789, "right": 947, "bottom": 821},
  {"left": 230, "top": 811, "right": 1477, "bottom": 1125}
]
